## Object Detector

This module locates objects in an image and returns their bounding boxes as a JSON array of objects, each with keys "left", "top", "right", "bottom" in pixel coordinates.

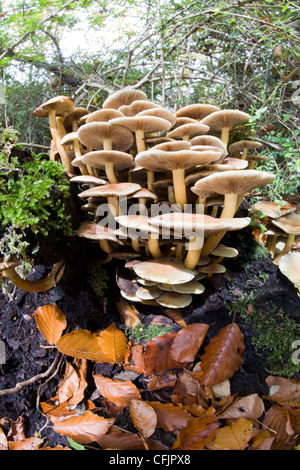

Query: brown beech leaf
[
  {"left": 200, "top": 322, "right": 245, "bottom": 387},
  {"left": 265, "top": 376, "right": 300, "bottom": 407},
  {"left": 129, "top": 399, "right": 157, "bottom": 439},
  {"left": 53, "top": 410, "right": 114, "bottom": 444},
  {"left": 116, "top": 297, "right": 141, "bottom": 328},
  {"left": 148, "top": 401, "right": 193, "bottom": 433},
  {"left": 250, "top": 430, "right": 275, "bottom": 450},
  {"left": 171, "top": 416, "right": 219, "bottom": 450},
  {"left": 8, "top": 437, "right": 44, "bottom": 450},
  {"left": 263, "top": 405, "right": 295, "bottom": 445},
  {"left": 208, "top": 418, "right": 253, "bottom": 450},
  {"left": 93, "top": 374, "right": 141, "bottom": 409},
  {"left": 143, "top": 332, "right": 185, "bottom": 375},
  {"left": 0, "top": 427, "right": 8, "bottom": 450},
  {"left": 217, "top": 393, "right": 265, "bottom": 420},
  {"left": 58, "top": 359, "right": 88, "bottom": 405},
  {"left": 40, "top": 395, "right": 95, "bottom": 423},
  {"left": 164, "top": 309, "right": 187, "bottom": 327},
  {"left": 96, "top": 426, "right": 146, "bottom": 450},
  {"left": 56, "top": 329, "right": 110, "bottom": 362},
  {"left": 96, "top": 323, "right": 129, "bottom": 364},
  {"left": 124, "top": 344, "right": 144, "bottom": 374},
  {"left": 147, "top": 370, "right": 177, "bottom": 391},
  {"left": 170, "top": 323, "right": 209, "bottom": 363},
  {"left": 34, "top": 303, "right": 67, "bottom": 345}
]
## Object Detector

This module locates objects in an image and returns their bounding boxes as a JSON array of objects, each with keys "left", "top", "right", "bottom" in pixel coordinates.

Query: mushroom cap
[
  {"left": 175, "top": 103, "right": 220, "bottom": 120},
  {"left": 172, "top": 117, "right": 198, "bottom": 129},
  {"left": 81, "top": 150, "right": 134, "bottom": 170},
  {"left": 278, "top": 252, "right": 300, "bottom": 287},
  {"left": 156, "top": 291, "right": 193, "bottom": 308},
  {"left": 63, "top": 107, "right": 89, "bottom": 131},
  {"left": 131, "top": 257, "right": 196, "bottom": 284},
  {"left": 115, "top": 215, "right": 160, "bottom": 236},
  {"left": 78, "top": 182, "right": 141, "bottom": 198},
  {"left": 137, "top": 107, "right": 177, "bottom": 126},
  {"left": 211, "top": 244, "right": 239, "bottom": 258},
  {"left": 150, "top": 213, "right": 251, "bottom": 238},
  {"left": 190, "top": 135, "right": 228, "bottom": 158},
  {"left": 110, "top": 115, "right": 172, "bottom": 133},
  {"left": 135, "top": 148, "right": 222, "bottom": 171},
  {"left": 77, "top": 122, "right": 134, "bottom": 151},
  {"left": 119, "top": 100, "right": 160, "bottom": 116},
  {"left": 198, "top": 263, "right": 226, "bottom": 274},
  {"left": 102, "top": 88, "right": 148, "bottom": 109},
  {"left": 200, "top": 109, "right": 251, "bottom": 130},
  {"left": 191, "top": 169, "right": 275, "bottom": 198},
  {"left": 129, "top": 188, "right": 158, "bottom": 201},
  {"left": 251, "top": 200, "right": 295, "bottom": 219},
  {"left": 223, "top": 157, "right": 249, "bottom": 169},
  {"left": 86, "top": 108, "right": 125, "bottom": 123},
  {"left": 153, "top": 141, "right": 191, "bottom": 151},
  {"left": 171, "top": 280, "right": 205, "bottom": 294},
  {"left": 69, "top": 175, "right": 108, "bottom": 185},
  {"left": 246, "top": 154, "right": 269, "bottom": 161},
  {"left": 271, "top": 213, "right": 300, "bottom": 235},
  {"left": 167, "top": 123, "right": 209, "bottom": 139},
  {"left": 76, "top": 220, "right": 122, "bottom": 243},
  {"left": 229, "top": 140, "right": 262, "bottom": 153},
  {"left": 33, "top": 96, "right": 74, "bottom": 117},
  {"left": 60, "top": 131, "right": 80, "bottom": 146}
]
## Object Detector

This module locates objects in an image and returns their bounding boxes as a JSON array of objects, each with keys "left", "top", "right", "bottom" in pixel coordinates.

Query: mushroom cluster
[
  {"left": 250, "top": 200, "right": 300, "bottom": 264},
  {"left": 33, "top": 89, "right": 276, "bottom": 308}
]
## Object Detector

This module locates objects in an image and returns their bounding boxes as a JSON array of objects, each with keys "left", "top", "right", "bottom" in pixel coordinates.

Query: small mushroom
[
  {"left": 77, "top": 121, "right": 134, "bottom": 152},
  {"left": 81, "top": 150, "right": 134, "bottom": 184},
  {"left": 156, "top": 291, "right": 193, "bottom": 308},
  {"left": 167, "top": 122, "right": 209, "bottom": 141},
  {"left": 200, "top": 110, "right": 251, "bottom": 147},
  {"left": 76, "top": 220, "right": 123, "bottom": 262},
  {"left": 271, "top": 213, "right": 300, "bottom": 264},
  {"left": 115, "top": 214, "right": 162, "bottom": 257},
  {"left": 175, "top": 103, "right": 220, "bottom": 121},
  {"left": 131, "top": 257, "right": 196, "bottom": 285},
  {"left": 228, "top": 140, "right": 262, "bottom": 160},
  {"left": 102, "top": 87, "right": 148, "bottom": 109},
  {"left": 278, "top": 252, "right": 300, "bottom": 289},
  {"left": 119, "top": 100, "right": 160, "bottom": 116}
]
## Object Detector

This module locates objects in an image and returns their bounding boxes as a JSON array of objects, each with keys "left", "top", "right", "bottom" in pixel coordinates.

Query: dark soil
[{"left": 1, "top": 174, "right": 300, "bottom": 448}]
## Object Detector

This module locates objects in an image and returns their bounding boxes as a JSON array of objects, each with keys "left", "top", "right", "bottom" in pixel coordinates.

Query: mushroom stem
[
  {"left": 48, "top": 110, "right": 73, "bottom": 173},
  {"left": 240, "top": 148, "right": 248, "bottom": 160},
  {"left": 99, "top": 240, "right": 113, "bottom": 263},
  {"left": 2, "top": 259, "right": 65, "bottom": 293},
  {"left": 148, "top": 234, "right": 163, "bottom": 258},
  {"left": 147, "top": 170, "right": 155, "bottom": 191},
  {"left": 135, "top": 129, "right": 146, "bottom": 154},
  {"left": 105, "top": 162, "right": 119, "bottom": 184},
  {"left": 103, "top": 139, "right": 113, "bottom": 151},
  {"left": 107, "top": 196, "right": 120, "bottom": 217},
  {"left": 266, "top": 234, "right": 278, "bottom": 258},
  {"left": 201, "top": 193, "right": 238, "bottom": 256},
  {"left": 172, "top": 168, "right": 187, "bottom": 210},
  {"left": 221, "top": 127, "right": 230, "bottom": 147},
  {"left": 184, "top": 240, "right": 203, "bottom": 270},
  {"left": 273, "top": 234, "right": 295, "bottom": 265}
]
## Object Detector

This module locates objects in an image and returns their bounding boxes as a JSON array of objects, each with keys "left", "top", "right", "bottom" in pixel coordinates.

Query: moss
[{"left": 122, "top": 323, "right": 173, "bottom": 344}]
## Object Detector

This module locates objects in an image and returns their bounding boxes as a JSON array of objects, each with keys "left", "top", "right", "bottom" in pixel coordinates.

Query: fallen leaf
[
  {"left": 93, "top": 374, "right": 141, "bottom": 409},
  {"left": 96, "top": 323, "right": 129, "bottom": 364},
  {"left": 58, "top": 359, "right": 88, "bottom": 405},
  {"left": 148, "top": 401, "right": 192, "bottom": 433},
  {"left": 171, "top": 416, "right": 219, "bottom": 450},
  {"left": 200, "top": 322, "right": 245, "bottom": 387},
  {"left": 147, "top": 370, "right": 177, "bottom": 391},
  {"left": 217, "top": 393, "right": 265, "bottom": 420},
  {"left": 96, "top": 426, "right": 146, "bottom": 450},
  {"left": 170, "top": 323, "right": 209, "bottom": 363},
  {"left": 124, "top": 344, "right": 144, "bottom": 374},
  {"left": 164, "top": 308, "right": 187, "bottom": 327},
  {"left": 265, "top": 376, "right": 300, "bottom": 407},
  {"left": 143, "top": 332, "right": 185, "bottom": 375},
  {"left": 129, "top": 399, "right": 157, "bottom": 439},
  {"left": 53, "top": 410, "right": 114, "bottom": 444},
  {"left": 263, "top": 405, "right": 295, "bottom": 445},
  {"left": 8, "top": 437, "right": 44, "bottom": 450},
  {"left": 250, "top": 430, "right": 275, "bottom": 450},
  {"left": 208, "top": 418, "right": 253, "bottom": 450},
  {"left": 116, "top": 297, "right": 141, "bottom": 328},
  {"left": 0, "top": 427, "right": 8, "bottom": 450},
  {"left": 34, "top": 303, "right": 67, "bottom": 345}
]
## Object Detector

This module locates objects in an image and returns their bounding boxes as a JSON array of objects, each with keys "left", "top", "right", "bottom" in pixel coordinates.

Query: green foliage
[
  {"left": 0, "top": 127, "right": 73, "bottom": 266},
  {"left": 122, "top": 323, "right": 173, "bottom": 344}
]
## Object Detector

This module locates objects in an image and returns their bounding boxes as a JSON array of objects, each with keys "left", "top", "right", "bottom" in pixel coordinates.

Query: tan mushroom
[
  {"left": 131, "top": 257, "right": 196, "bottom": 285},
  {"left": 167, "top": 122, "right": 209, "bottom": 141},
  {"left": 33, "top": 96, "right": 74, "bottom": 172},
  {"left": 137, "top": 107, "right": 177, "bottom": 127},
  {"left": 119, "top": 100, "right": 160, "bottom": 116},
  {"left": 63, "top": 107, "right": 89, "bottom": 132},
  {"left": 77, "top": 121, "right": 134, "bottom": 153},
  {"left": 200, "top": 110, "right": 251, "bottom": 147},
  {"left": 190, "top": 135, "right": 228, "bottom": 162},
  {"left": 76, "top": 219, "right": 123, "bottom": 262},
  {"left": 81, "top": 150, "right": 134, "bottom": 184},
  {"left": 278, "top": 252, "right": 300, "bottom": 289},
  {"left": 191, "top": 170, "right": 275, "bottom": 255},
  {"left": 115, "top": 214, "right": 162, "bottom": 257},
  {"left": 102, "top": 87, "right": 148, "bottom": 109},
  {"left": 228, "top": 140, "right": 262, "bottom": 160},
  {"left": 271, "top": 213, "right": 300, "bottom": 264},
  {"left": 175, "top": 103, "right": 220, "bottom": 121},
  {"left": 135, "top": 148, "right": 222, "bottom": 209},
  {"left": 247, "top": 154, "right": 269, "bottom": 169},
  {"left": 86, "top": 108, "right": 125, "bottom": 123},
  {"left": 156, "top": 291, "right": 193, "bottom": 308}
]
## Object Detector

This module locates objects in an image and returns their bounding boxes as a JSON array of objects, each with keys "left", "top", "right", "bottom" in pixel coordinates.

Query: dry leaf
[
  {"left": 8, "top": 437, "right": 44, "bottom": 450},
  {"left": 143, "top": 332, "right": 184, "bottom": 375},
  {"left": 96, "top": 426, "right": 146, "bottom": 450},
  {"left": 124, "top": 344, "right": 144, "bottom": 374},
  {"left": 0, "top": 427, "right": 8, "bottom": 450},
  {"left": 217, "top": 393, "right": 265, "bottom": 420},
  {"left": 148, "top": 401, "right": 192, "bottom": 433},
  {"left": 208, "top": 418, "right": 253, "bottom": 450},
  {"left": 170, "top": 323, "right": 209, "bottom": 363},
  {"left": 129, "top": 399, "right": 157, "bottom": 439},
  {"left": 96, "top": 323, "right": 129, "bottom": 364},
  {"left": 200, "top": 323, "right": 245, "bottom": 387},
  {"left": 164, "top": 309, "right": 187, "bottom": 327},
  {"left": 94, "top": 374, "right": 141, "bottom": 409},
  {"left": 40, "top": 396, "right": 95, "bottom": 423},
  {"left": 116, "top": 297, "right": 141, "bottom": 328},
  {"left": 34, "top": 303, "right": 67, "bottom": 345},
  {"left": 147, "top": 370, "right": 177, "bottom": 391},
  {"left": 250, "top": 430, "right": 275, "bottom": 450},
  {"left": 172, "top": 416, "right": 219, "bottom": 450},
  {"left": 263, "top": 405, "right": 295, "bottom": 445},
  {"left": 53, "top": 410, "right": 114, "bottom": 444},
  {"left": 265, "top": 376, "right": 300, "bottom": 407},
  {"left": 58, "top": 359, "right": 88, "bottom": 405}
]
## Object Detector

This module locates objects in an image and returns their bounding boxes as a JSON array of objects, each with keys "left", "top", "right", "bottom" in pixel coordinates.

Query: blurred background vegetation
[{"left": 0, "top": 0, "right": 299, "bottom": 201}]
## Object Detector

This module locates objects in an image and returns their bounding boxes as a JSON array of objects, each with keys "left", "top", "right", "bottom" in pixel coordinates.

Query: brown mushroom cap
[
  {"left": 110, "top": 115, "right": 172, "bottom": 134},
  {"left": 278, "top": 252, "right": 300, "bottom": 287},
  {"left": 115, "top": 215, "right": 161, "bottom": 236},
  {"left": 152, "top": 141, "right": 191, "bottom": 151},
  {"left": 251, "top": 200, "right": 296, "bottom": 219},
  {"left": 271, "top": 213, "right": 300, "bottom": 235},
  {"left": 228, "top": 140, "right": 262, "bottom": 153},
  {"left": 167, "top": 123, "right": 209, "bottom": 140},
  {"left": 102, "top": 88, "right": 148, "bottom": 109},
  {"left": 223, "top": 157, "right": 249, "bottom": 169},
  {"left": 137, "top": 107, "right": 177, "bottom": 126},
  {"left": 156, "top": 291, "right": 193, "bottom": 308},
  {"left": 76, "top": 220, "right": 122, "bottom": 244},
  {"left": 190, "top": 135, "right": 228, "bottom": 158},
  {"left": 81, "top": 150, "right": 134, "bottom": 170},
  {"left": 211, "top": 244, "right": 239, "bottom": 258},
  {"left": 135, "top": 148, "right": 222, "bottom": 171},
  {"left": 175, "top": 103, "right": 220, "bottom": 120},
  {"left": 77, "top": 122, "right": 134, "bottom": 151},
  {"left": 33, "top": 96, "right": 74, "bottom": 117},
  {"left": 78, "top": 182, "right": 141, "bottom": 199},
  {"left": 69, "top": 175, "right": 108, "bottom": 185},
  {"left": 63, "top": 107, "right": 89, "bottom": 131},
  {"left": 86, "top": 109, "right": 125, "bottom": 123},
  {"left": 119, "top": 100, "right": 160, "bottom": 116},
  {"left": 200, "top": 110, "right": 251, "bottom": 131},
  {"left": 131, "top": 257, "right": 196, "bottom": 284},
  {"left": 191, "top": 170, "right": 275, "bottom": 198}
]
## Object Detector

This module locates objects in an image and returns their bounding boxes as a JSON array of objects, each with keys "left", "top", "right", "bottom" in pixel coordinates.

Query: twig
[{"left": 0, "top": 350, "right": 61, "bottom": 397}]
